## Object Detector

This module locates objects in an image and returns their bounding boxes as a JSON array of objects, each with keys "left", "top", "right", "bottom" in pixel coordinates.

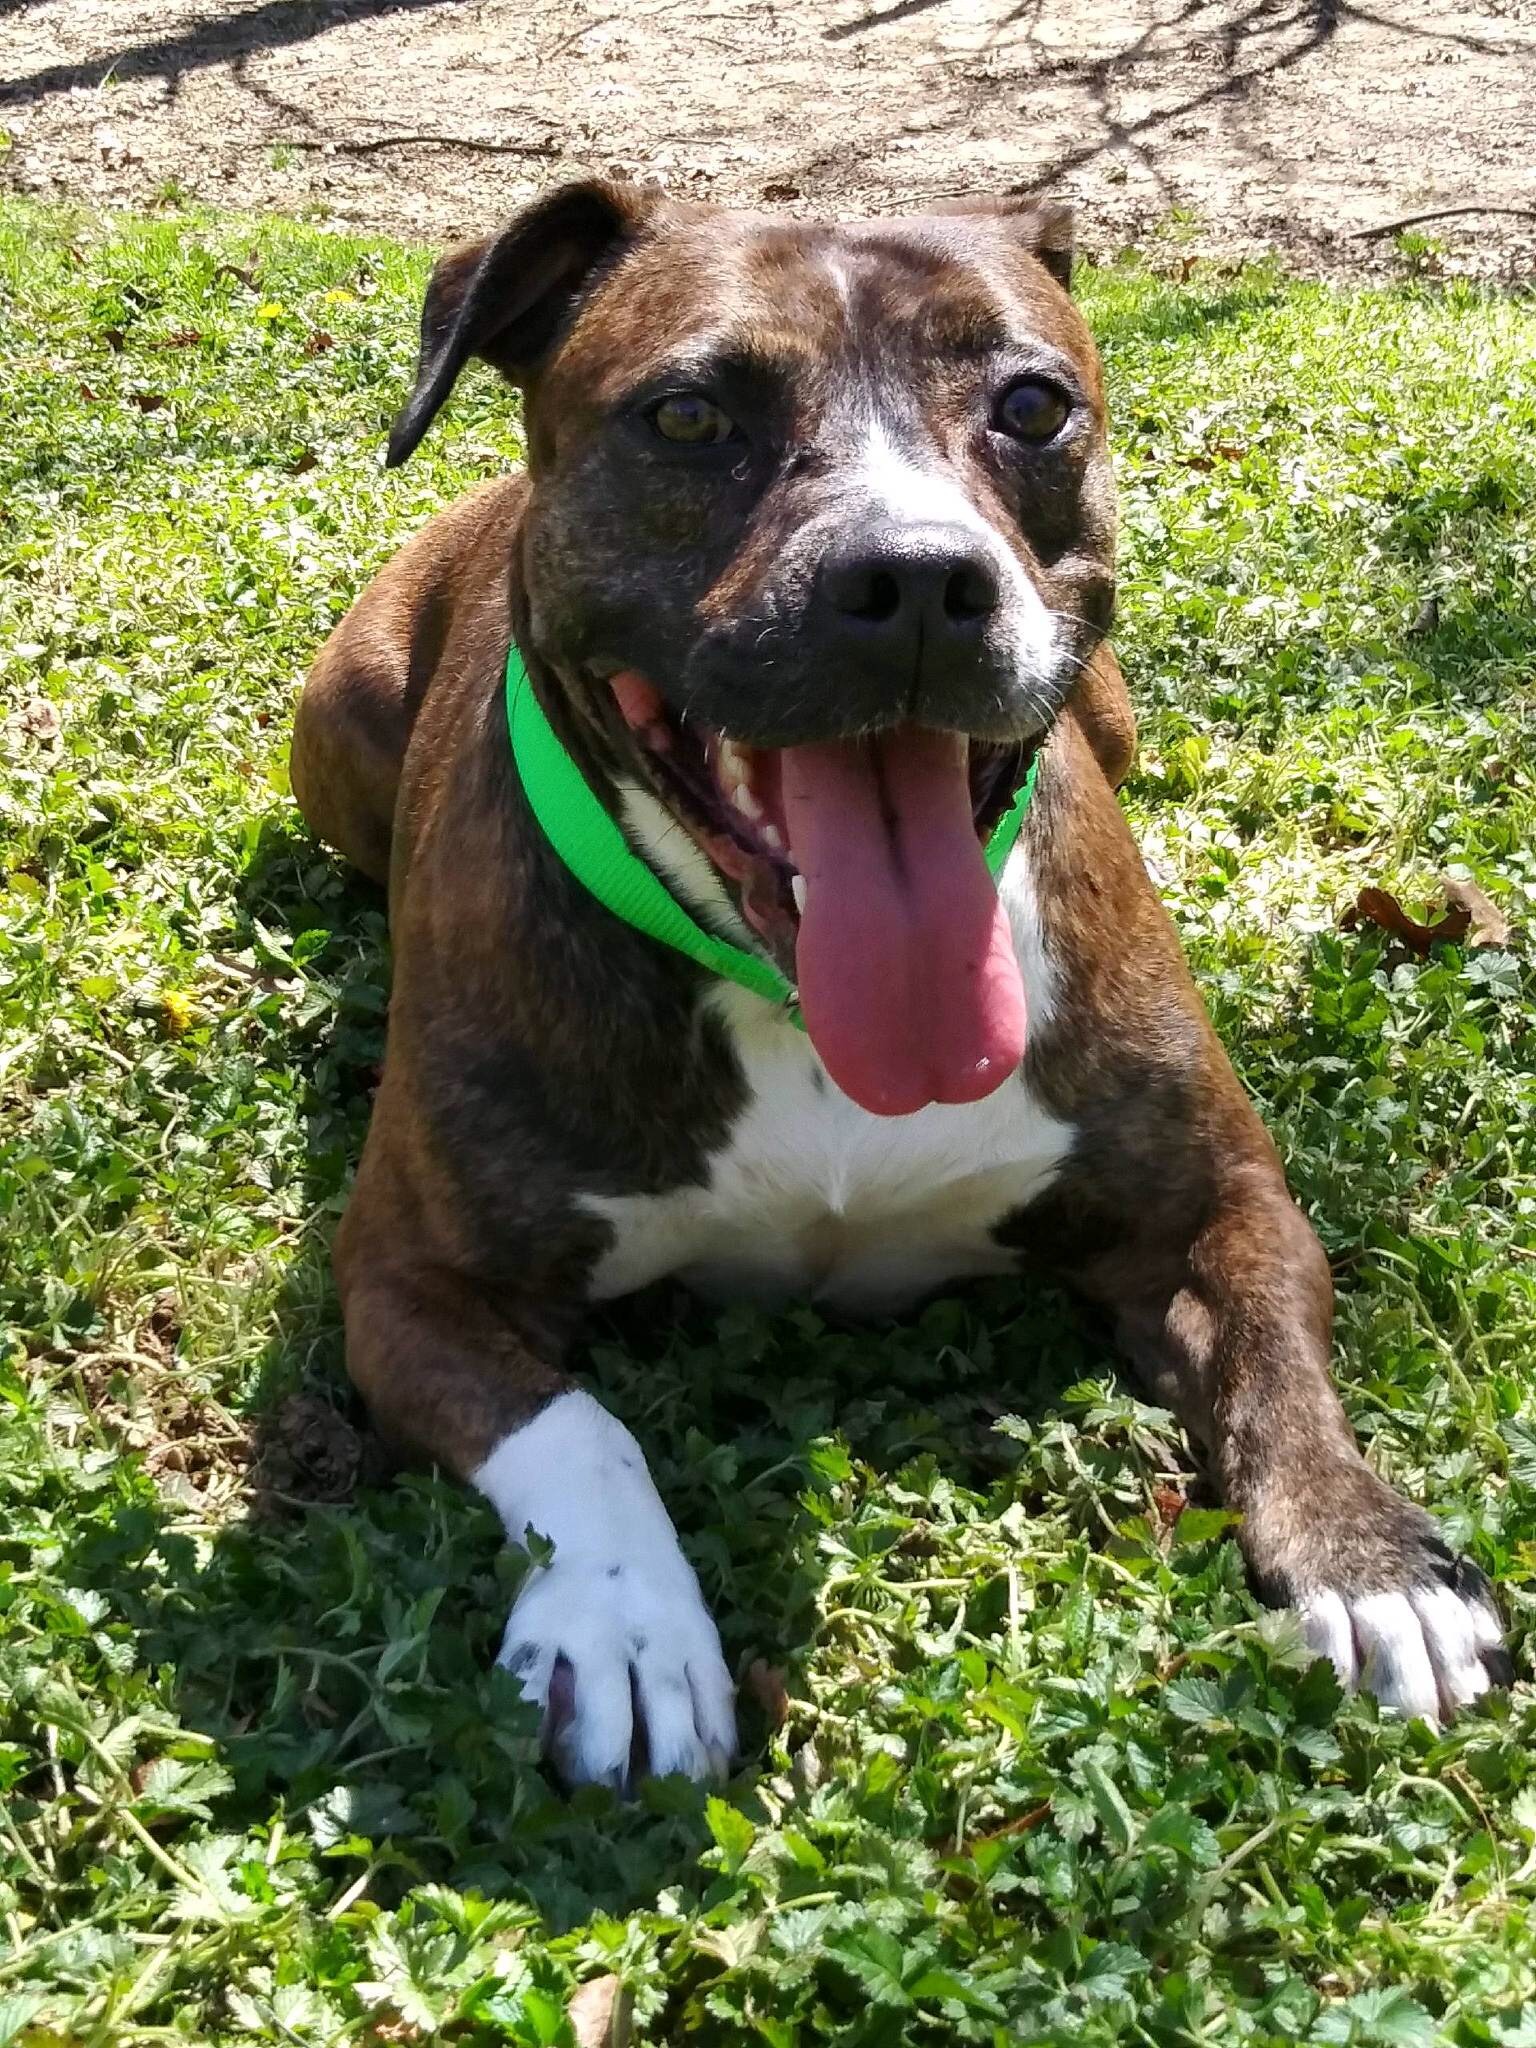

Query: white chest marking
[{"left": 582, "top": 841, "right": 1074, "bottom": 1316}]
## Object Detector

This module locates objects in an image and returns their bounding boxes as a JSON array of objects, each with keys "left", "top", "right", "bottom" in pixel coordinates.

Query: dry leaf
[
  {"left": 745, "top": 1657, "right": 790, "bottom": 1728},
  {"left": 129, "top": 391, "right": 168, "bottom": 414},
  {"left": 1442, "top": 875, "right": 1511, "bottom": 948},
  {"left": 1344, "top": 885, "right": 1470, "bottom": 956},
  {"left": 304, "top": 329, "right": 335, "bottom": 356},
  {"left": 19, "top": 697, "right": 61, "bottom": 742},
  {"left": 1153, "top": 1484, "right": 1187, "bottom": 1530},
  {"left": 937, "top": 1799, "right": 1052, "bottom": 1857},
  {"left": 155, "top": 328, "right": 203, "bottom": 349},
  {"left": 569, "top": 1975, "right": 632, "bottom": 2048},
  {"left": 288, "top": 448, "right": 319, "bottom": 475}
]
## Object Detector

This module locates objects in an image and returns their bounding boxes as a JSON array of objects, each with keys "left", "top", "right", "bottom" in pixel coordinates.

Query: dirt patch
[{"left": 3, "top": 0, "right": 1535, "bottom": 274}]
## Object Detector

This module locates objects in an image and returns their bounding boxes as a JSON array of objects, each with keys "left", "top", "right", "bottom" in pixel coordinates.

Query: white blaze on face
[{"left": 843, "top": 415, "right": 1063, "bottom": 695}]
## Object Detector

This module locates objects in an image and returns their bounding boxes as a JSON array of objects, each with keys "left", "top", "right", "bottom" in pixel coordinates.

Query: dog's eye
[
  {"left": 996, "top": 378, "right": 1070, "bottom": 443},
  {"left": 649, "top": 392, "right": 738, "bottom": 446}
]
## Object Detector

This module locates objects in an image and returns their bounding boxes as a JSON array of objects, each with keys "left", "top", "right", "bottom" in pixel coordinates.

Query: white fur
[
  {"left": 473, "top": 1391, "right": 736, "bottom": 1786},
  {"left": 823, "top": 252, "right": 855, "bottom": 314},
  {"left": 847, "top": 417, "right": 1062, "bottom": 691},
  {"left": 617, "top": 778, "right": 756, "bottom": 945},
  {"left": 1300, "top": 1580, "right": 1503, "bottom": 1724},
  {"left": 583, "top": 839, "right": 1073, "bottom": 1314}
]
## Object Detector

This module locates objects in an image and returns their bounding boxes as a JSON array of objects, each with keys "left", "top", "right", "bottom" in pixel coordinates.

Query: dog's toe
[
  {"left": 497, "top": 1557, "right": 736, "bottom": 1790},
  {"left": 1299, "top": 1569, "right": 1508, "bottom": 1724}
]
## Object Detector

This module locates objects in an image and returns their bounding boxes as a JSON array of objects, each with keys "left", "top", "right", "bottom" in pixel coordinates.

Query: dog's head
[{"left": 391, "top": 180, "right": 1116, "bottom": 1116}]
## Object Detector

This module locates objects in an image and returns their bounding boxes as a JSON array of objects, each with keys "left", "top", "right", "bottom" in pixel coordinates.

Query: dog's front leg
[
  {"left": 1105, "top": 1165, "right": 1511, "bottom": 1721},
  {"left": 338, "top": 1230, "right": 736, "bottom": 1789}
]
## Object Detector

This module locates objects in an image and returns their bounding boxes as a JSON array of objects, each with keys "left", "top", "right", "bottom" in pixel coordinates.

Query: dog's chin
[{"left": 604, "top": 669, "right": 1041, "bottom": 976}]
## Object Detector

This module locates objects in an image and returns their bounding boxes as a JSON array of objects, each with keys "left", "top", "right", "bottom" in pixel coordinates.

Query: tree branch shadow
[{"left": 0, "top": 0, "right": 471, "bottom": 113}]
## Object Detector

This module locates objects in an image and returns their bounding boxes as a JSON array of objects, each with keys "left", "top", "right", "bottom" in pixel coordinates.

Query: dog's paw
[
  {"left": 498, "top": 1550, "right": 736, "bottom": 1788},
  {"left": 1248, "top": 1467, "right": 1512, "bottom": 1724},
  {"left": 474, "top": 1390, "right": 736, "bottom": 1790},
  {"left": 1298, "top": 1565, "right": 1510, "bottom": 1723}
]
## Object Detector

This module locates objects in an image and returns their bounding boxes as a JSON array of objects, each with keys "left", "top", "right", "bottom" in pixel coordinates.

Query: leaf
[
  {"left": 1152, "top": 1483, "right": 1186, "bottom": 1528},
  {"left": 1077, "top": 1941, "right": 1150, "bottom": 2001},
  {"left": 167, "top": 1834, "right": 251, "bottom": 1923},
  {"left": 132, "top": 1754, "right": 234, "bottom": 1817},
  {"left": 569, "top": 1975, "right": 631, "bottom": 2047},
  {"left": 1504, "top": 1420, "right": 1536, "bottom": 1493},
  {"left": 1142, "top": 1804, "right": 1220, "bottom": 1867},
  {"left": 357, "top": 1921, "right": 447, "bottom": 2034},
  {"left": 908, "top": 1967, "right": 1003, "bottom": 2015},
  {"left": 17, "top": 697, "right": 61, "bottom": 742},
  {"left": 128, "top": 391, "right": 169, "bottom": 414},
  {"left": 825, "top": 1926, "right": 913, "bottom": 2009},
  {"left": 1343, "top": 886, "right": 1470, "bottom": 956},
  {"left": 1442, "top": 874, "right": 1512, "bottom": 948},
  {"left": 1315, "top": 1986, "right": 1437, "bottom": 2046},
  {"left": 1078, "top": 1755, "right": 1136, "bottom": 1851},
  {"left": 1171, "top": 1506, "right": 1239, "bottom": 1546},
  {"left": 0, "top": 1995, "right": 45, "bottom": 2047},
  {"left": 1164, "top": 1675, "right": 1228, "bottom": 1726},
  {"left": 704, "top": 1796, "right": 755, "bottom": 1874},
  {"left": 1509, "top": 1785, "right": 1536, "bottom": 1840}
]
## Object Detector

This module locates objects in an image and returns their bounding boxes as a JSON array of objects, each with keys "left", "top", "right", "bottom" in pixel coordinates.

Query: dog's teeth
[
  {"left": 733, "top": 785, "right": 764, "bottom": 822},
  {"left": 762, "top": 824, "right": 786, "bottom": 854},
  {"left": 791, "top": 875, "right": 807, "bottom": 913},
  {"left": 717, "top": 740, "right": 749, "bottom": 791}
]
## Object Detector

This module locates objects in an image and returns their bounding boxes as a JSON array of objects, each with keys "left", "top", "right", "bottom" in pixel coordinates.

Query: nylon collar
[{"left": 504, "top": 643, "right": 1037, "bottom": 1028}]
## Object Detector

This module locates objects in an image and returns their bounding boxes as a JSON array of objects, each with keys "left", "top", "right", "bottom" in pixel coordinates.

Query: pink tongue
[{"left": 781, "top": 728, "right": 1026, "bottom": 1117}]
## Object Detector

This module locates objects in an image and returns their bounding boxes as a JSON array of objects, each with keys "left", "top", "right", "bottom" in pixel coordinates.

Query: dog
[{"left": 291, "top": 180, "right": 1510, "bottom": 1789}]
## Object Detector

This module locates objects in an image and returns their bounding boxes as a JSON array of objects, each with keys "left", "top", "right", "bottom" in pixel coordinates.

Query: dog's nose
[{"left": 818, "top": 525, "right": 1001, "bottom": 653}]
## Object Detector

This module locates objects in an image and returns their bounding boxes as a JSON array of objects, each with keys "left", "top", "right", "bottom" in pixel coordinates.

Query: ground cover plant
[{"left": 2, "top": 202, "right": 1535, "bottom": 2047}]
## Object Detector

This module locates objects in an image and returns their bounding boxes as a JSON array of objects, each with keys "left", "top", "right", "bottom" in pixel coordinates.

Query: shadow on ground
[{"left": 0, "top": 0, "right": 472, "bottom": 111}]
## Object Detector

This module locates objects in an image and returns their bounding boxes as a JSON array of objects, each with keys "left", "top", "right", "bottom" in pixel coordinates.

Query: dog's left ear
[
  {"left": 387, "top": 178, "right": 664, "bottom": 466},
  {"left": 931, "top": 195, "right": 1076, "bottom": 292}
]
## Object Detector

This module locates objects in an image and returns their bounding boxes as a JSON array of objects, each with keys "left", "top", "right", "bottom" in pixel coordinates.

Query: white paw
[
  {"left": 1300, "top": 1578, "right": 1509, "bottom": 1724},
  {"left": 474, "top": 1391, "right": 737, "bottom": 1788},
  {"left": 498, "top": 1552, "right": 735, "bottom": 1787}
]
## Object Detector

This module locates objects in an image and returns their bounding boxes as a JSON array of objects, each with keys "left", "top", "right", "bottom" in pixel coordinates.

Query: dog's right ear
[{"left": 386, "top": 179, "right": 663, "bottom": 467}]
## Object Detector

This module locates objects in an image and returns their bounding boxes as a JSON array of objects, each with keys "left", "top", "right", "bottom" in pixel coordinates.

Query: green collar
[{"left": 504, "top": 643, "right": 1037, "bottom": 1027}]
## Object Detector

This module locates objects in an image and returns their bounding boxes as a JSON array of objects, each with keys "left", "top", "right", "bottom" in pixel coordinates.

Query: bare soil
[{"left": 3, "top": 0, "right": 1535, "bottom": 274}]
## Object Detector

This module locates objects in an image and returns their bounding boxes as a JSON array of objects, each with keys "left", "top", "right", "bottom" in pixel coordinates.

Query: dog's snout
[{"left": 818, "top": 525, "right": 1001, "bottom": 649}]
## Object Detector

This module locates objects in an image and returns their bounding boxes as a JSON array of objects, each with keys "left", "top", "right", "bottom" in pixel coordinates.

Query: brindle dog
[{"left": 292, "top": 181, "right": 1509, "bottom": 1789}]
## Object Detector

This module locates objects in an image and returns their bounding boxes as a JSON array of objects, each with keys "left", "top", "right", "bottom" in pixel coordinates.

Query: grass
[{"left": 1, "top": 201, "right": 1535, "bottom": 2048}]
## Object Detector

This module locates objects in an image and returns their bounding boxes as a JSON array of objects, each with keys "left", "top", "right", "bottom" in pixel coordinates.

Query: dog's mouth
[{"left": 609, "top": 669, "right": 1034, "bottom": 1117}]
